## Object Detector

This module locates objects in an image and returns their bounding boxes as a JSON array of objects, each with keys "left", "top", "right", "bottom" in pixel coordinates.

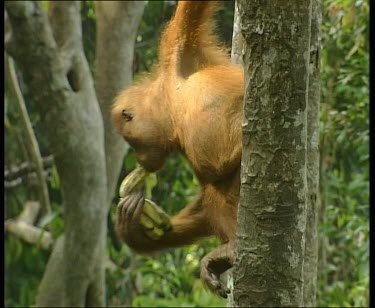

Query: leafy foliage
[{"left": 318, "top": 0, "right": 369, "bottom": 306}]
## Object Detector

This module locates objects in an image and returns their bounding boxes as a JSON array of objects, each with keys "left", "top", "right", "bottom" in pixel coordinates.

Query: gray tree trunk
[
  {"left": 303, "top": 0, "right": 321, "bottom": 306},
  {"left": 95, "top": 1, "right": 145, "bottom": 205},
  {"left": 91, "top": 2, "right": 145, "bottom": 305},
  {"left": 5, "top": 1, "right": 145, "bottom": 306},
  {"left": 232, "top": 1, "right": 312, "bottom": 306}
]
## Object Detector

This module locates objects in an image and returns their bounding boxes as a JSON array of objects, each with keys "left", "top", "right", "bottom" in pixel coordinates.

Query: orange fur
[{"left": 112, "top": 1, "right": 243, "bottom": 297}]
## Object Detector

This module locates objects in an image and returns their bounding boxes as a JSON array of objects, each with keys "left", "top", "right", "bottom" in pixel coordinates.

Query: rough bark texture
[
  {"left": 5, "top": 1, "right": 145, "bottom": 306},
  {"left": 233, "top": 1, "right": 312, "bottom": 306},
  {"left": 303, "top": 0, "right": 321, "bottom": 306}
]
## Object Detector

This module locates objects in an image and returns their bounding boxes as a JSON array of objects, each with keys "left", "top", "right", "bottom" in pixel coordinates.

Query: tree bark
[
  {"left": 233, "top": 1, "right": 312, "bottom": 306},
  {"left": 5, "top": 1, "right": 146, "bottom": 306},
  {"left": 5, "top": 2, "right": 106, "bottom": 306},
  {"left": 226, "top": 2, "right": 242, "bottom": 304},
  {"left": 303, "top": 0, "right": 321, "bottom": 306},
  {"left": 91, "top": 2, "right": 145, "bottom": 305},
  {"left": 95, "top": 1, "right": 146, "bottom": 205}
]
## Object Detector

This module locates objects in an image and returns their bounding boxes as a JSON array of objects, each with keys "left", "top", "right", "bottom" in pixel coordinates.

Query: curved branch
[
  {"left": 5, "top": 220, "right": 53, "bottom": 250},
  {"left": 5, "top": 201, "right": 53, "bottom": 250}
]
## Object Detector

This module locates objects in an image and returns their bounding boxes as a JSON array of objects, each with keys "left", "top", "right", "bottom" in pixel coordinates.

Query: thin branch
[
  {"left": 5, "top": 170, "right": 52, "bottom": 189},
  {"left": 17, "top": 201, "right": 40, "bottom": 224},
  {"left": 5, "top": 220, "right": 54, "bottom": 250},
  {"left": 4, "top": 9, "right": 11, "bottom": 49},
  {"left": 5, "top": 155, "right": 54, "bottom": 181},
  {"left": 5, "top": 55, "right": 51, "bottom": 214},
  {"left": 5, "top": 201, "right": 53, "bottom": 250},
  {"left": 231, "top": 1, "right": 244, "bottom": 66},
  {"left": 5, "top": 178, "right": 23, "bottom": 189},
  {"left": 5, "top": 201, "right": 130, "bottom": 273}
]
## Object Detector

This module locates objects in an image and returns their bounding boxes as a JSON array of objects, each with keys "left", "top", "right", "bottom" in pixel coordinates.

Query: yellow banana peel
[
  {"left": 118, "top": 166, "right": 172, "bottom": 239},
  {"left": 119, "top": 167, "right": 148, "bottom": 198}
]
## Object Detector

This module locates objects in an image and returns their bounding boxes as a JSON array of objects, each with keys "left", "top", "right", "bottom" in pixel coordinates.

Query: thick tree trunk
[
  {"left": 303, "top": 0, "right": 321, "bottom": 306},
  {"left": 95, "top": 1, "right": 146, "bottom": 205},
  {"left": 233, "top": 1, "right": 312, "bottom": 306},
  {"left": 5, "top": 2, "right": 107, "bottom": 306},
  {"left": 92, "top": 2, "right": 145, "bottom": 305},
  {"left": 5, "top": 1, "right": 145, "bottom": 306}
]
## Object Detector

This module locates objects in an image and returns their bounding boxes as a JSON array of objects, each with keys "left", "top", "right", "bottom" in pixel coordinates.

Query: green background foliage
[
  {"left": 5, "top": 1, "right": 368, "bottom": 307},
  {"left": 318, "top": 0, "right": 369, "bottom": 306}
]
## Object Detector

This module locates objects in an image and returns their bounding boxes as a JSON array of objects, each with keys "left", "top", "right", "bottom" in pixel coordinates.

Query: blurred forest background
[{"left": 4, "top": 0, "right": 369, "bottom": 307}]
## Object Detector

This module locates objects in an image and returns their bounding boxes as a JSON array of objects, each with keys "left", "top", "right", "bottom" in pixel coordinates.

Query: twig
[
  {"left": 5, "top": 201, "right": 130, "bottom": 273},
  {"left": 5, "top": 56, "right": 51, "bottom": 213},
  {"left": 5, "top": 155, "right": 54, "bottom": 181}
]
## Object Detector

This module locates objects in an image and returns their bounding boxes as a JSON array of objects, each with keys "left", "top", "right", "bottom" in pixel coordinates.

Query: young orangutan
[{"left": 112, "top": 1, "right": 244, "bottom": 298}]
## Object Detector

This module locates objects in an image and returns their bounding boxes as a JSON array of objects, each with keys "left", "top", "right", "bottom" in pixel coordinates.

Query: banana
[
  {"left": 119, "top": 167, "right": 149, "bottom": 198},
  {"left": 139, "top": 213, "right": 155, "bottom": 230},
  {"left": 118, "top": 166, "right": 172, "bottom": 240},
  {"left": 143, "top": 200, "right": 171, "bottom": 230},
  {"left": 151, "top": 227, "right": 165, "bottom": 238},
  {"left": 144, "top": 227, "right": 165, "bottom": 240}
]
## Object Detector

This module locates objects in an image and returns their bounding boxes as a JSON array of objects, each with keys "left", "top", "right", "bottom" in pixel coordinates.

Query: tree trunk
[
  {"left": 95, "top": 1, "right": 146, "bottom": 205},
  {"left": 5, "top": 1, "right": 145, "bottom": 306},
  {"left": 92, "top": 2, "right": 145, "bottom": 305},
  {"left": 233, "top": 1, "right": 312, "bottom": 306},
  {"left": 303, "top": 0, "right": 321, "bottom": 306},
  {"left": 6, "top": 2, "right": 107, "bottom": 306}
]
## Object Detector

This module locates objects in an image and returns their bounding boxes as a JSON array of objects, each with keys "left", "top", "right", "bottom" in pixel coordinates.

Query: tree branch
[
  {"left": 231, "top": 1, "right": 243, "bottom": 66},
  {"left": 5, "top": 201, "right": 127, "bottom": 274},
  {"left": 6, "top": 220, "right": 54, "bottom": 250},
  {"left": 5, "top": 155, "right": 54, "bottom": 182},
  {"left": 6, "top": 55, "right": 51, "bottom": 213},
  {"left": 5, "top": 201, "right": 53, "bottom": 250},
  {"left": 17, "top": 201, "right": 40, "bottom": 224}
]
